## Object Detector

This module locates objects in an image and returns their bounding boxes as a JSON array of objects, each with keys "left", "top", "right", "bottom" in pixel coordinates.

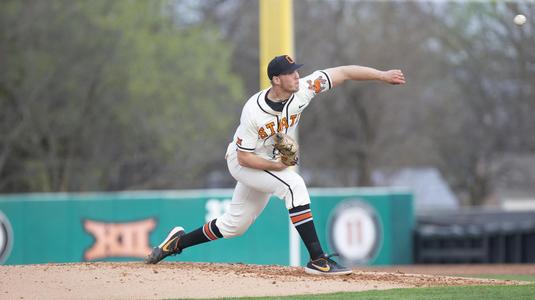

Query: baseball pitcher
[{"left": 146, "top": 55, "right": 406, "bottom": 275}]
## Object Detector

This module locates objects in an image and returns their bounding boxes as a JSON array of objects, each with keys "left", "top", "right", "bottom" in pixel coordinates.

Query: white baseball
[{"left": 514, "top": 14, "right": 526, "bottom": 26}]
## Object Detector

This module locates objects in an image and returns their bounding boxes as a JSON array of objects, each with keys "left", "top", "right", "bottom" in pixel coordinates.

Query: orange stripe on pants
[
  {"left": 204, "top": 223, "right": 218, "bottom": 240},
  {"left": 291, "top": 212, "right": 312, "bottom": 224}
]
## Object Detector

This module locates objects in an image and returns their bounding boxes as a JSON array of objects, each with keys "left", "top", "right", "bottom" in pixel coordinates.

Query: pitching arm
[{"left": 324, "top": 65, "right": 406, "bottom": 87}]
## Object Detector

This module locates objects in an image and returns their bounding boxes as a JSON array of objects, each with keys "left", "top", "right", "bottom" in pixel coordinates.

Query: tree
[
  {"left": 0, "top": 0, "right": 244, "bottom": 192},
  {"left": 418, "top": 2, "right": 535, "bottom": 205},
  {"left": 293, "top": 1, "right": 442, "bottom": 186}
]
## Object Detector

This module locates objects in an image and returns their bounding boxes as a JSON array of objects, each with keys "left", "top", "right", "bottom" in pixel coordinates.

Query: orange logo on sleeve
[
  {"left": 236, "top": 137, "right": 243, "bottom": 146},
  {"left": 307, "top": 76, "right": 327, "bottom": 93}
]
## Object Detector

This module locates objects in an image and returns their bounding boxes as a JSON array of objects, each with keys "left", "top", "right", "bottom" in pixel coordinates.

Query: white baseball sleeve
[
  {"left": 234, "top": 107, "right": 258, "bottom": 152},
  {"left": 296, "top": 70, "right": 333, "bottom": 105}
]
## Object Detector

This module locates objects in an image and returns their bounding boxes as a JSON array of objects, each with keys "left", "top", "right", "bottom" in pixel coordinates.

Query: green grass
[
  {"left": 460, "top": 274, "right": 535, "bottom": 282},
  {"left": 192, "top": 284, "right": 535, "bottom": 300}
]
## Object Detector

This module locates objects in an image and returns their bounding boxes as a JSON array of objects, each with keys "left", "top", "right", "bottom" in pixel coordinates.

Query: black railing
[{"left": 414, "top": 210, "right": 535, "bottom": 263}]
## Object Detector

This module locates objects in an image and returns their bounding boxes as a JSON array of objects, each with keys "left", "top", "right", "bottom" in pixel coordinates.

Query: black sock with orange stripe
[
  {"left": 177, "top": 219, "right": 223, "bottom": 250},
  {"left": 289, "top": 204, "right": 324, "bottom": 260}
]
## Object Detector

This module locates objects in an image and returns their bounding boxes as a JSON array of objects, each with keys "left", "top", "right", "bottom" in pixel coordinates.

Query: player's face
[{"left": 278, "top": 70, "right": 300, "bottom": 93}]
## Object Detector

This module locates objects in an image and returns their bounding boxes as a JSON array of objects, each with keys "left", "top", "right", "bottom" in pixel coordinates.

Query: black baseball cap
[{"left": 267, "top": 55, "right": 303, "bottom": 80}]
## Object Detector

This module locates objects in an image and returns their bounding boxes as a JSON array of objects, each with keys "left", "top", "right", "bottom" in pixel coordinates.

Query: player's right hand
[{"left": 382, "top": 69, "right": 406, "bottom": 85}]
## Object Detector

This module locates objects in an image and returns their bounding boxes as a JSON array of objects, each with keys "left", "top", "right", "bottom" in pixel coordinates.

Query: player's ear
[{"left": 272, "top": 76, "right": 281, "bottom": 86}]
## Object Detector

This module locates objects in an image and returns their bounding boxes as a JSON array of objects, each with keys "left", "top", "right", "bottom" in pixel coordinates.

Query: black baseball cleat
[
  {"left": 145, "top": 226, "right": 185, "bottom": 264},
  {"left": 304, "top": 253, "right": 352, "bottom": 275}
]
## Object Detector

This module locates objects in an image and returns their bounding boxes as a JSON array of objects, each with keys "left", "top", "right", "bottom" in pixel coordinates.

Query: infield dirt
[{"left": 0, "top": 262, "right": 531, "bottom": 299}]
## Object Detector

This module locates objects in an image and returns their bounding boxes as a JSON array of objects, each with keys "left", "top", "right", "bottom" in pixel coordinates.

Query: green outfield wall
[{"left": 0, "top": 188, "right": 413, "bottom": 266}]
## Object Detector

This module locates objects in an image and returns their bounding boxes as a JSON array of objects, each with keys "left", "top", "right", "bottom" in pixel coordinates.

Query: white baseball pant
[{"left": 215, "top": 150, "right": 311, "bottom": 238}]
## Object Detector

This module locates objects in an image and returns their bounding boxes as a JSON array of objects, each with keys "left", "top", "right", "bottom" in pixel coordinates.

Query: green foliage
[{"left": 0, "top": 0, "right": 243, "bottom": 192}]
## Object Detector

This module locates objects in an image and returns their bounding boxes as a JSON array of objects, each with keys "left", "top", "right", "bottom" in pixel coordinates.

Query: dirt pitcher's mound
[{"left": 0, "top": 262, "right": 526, "bottom": 300}]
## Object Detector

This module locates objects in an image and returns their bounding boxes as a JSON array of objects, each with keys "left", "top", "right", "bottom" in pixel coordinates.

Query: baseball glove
[{"left": 273, "top": 132, "right": 299, "bottom": 166}]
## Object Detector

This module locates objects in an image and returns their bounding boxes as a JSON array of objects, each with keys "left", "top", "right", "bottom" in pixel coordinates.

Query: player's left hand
[{"left": 382, "top": 69, "right": 406, "bottom": 85}]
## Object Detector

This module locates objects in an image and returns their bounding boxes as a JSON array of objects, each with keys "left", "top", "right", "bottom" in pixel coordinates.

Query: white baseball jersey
[
  {"left": 226, "top": 70, "right": 333, "bottom": 160},
  {"left": 216, "top": 70, "right": 333, "bottom": 237}
]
